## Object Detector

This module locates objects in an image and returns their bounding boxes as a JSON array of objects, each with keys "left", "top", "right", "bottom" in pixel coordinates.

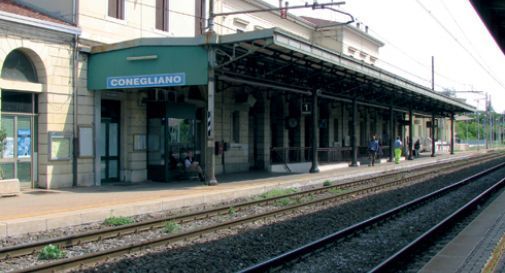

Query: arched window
[{"left": 1, "top": 50, "right": 38, "bottom": 83}]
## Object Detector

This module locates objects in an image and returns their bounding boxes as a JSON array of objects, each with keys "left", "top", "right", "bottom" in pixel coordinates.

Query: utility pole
[{"left": 431, "top": 56, "right": 435, "bottom": 91}]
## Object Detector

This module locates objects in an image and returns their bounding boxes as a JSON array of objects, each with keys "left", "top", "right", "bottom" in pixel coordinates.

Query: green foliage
[
  {"left": 323, "top": 180, "right": 332, "bottom": 187},
  {"left": 163, "top": 221, "right": 181, "bottom": 234},
  {"left": 258, "top": 188, "right": 298, "bottom": 199},
  {"left": 38, "top": 244, "right": 65, "bottom": 260},
  {"left": 329, "top": 188, "right": 346, "bottom": 195},
  {"left": 103, "top": 216, "right": 134, "bottom": 226},
  {"left": 275, "top": 197, "right": 296, "bottom": 206},
  {"left": 228, "top": 206, "right": 237, "bottom": 216}
]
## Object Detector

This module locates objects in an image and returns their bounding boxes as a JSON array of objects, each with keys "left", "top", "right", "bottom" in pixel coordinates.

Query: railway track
[
  {"left": 239, "top": 161, "right": 505, "bottom": 273},
  {"left": 2, "top": 152, "right": 503, "bottom": 272}
]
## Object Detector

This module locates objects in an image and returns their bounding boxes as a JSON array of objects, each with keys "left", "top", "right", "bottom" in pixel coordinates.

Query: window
[
  {"left": 156, "top": 0, "right": 169, "bottom": 31},
  {"left": 108, "top": 0, "right": 124, "bottom": 19},
  {"left": 232, "top": 111, "right": 240, "bottom": 143},
  {"left": 1, "top": 50, "right": 38, "bottom": 83}
]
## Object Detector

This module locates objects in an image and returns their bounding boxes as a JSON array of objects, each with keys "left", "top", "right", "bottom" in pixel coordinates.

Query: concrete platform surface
[
  {"left": 0, "top": 152, "right": 479, "bottom": 238},
  {"left": 419, "top": 182, "right": 505, "bottom": 273}
]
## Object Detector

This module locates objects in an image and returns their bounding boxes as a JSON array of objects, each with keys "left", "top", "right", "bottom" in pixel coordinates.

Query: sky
[{"left": 265, "top": 0, "right": 505, "bottom": 112}]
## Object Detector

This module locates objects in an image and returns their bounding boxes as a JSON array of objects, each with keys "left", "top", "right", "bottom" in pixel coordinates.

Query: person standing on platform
[
  {"left": 394, "top": 137, "right": 403, "bottom": 164},
  {"left": 368, "top": 135, "right": 379, "bottom": 166}
]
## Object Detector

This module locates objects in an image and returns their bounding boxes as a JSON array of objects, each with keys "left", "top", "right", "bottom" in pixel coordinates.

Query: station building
[{"left": 0, "top": 0, "right": 474, "bottom": 189}]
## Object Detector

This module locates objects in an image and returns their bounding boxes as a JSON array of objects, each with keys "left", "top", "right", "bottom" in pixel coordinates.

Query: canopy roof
[{"left": 89, "top": 28, "right": 475, "bottom": 115}]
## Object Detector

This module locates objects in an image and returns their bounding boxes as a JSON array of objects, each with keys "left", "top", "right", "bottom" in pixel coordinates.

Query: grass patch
[
  {"left": 274, "top": 197, "right": 297, "bottom": 206},
  {"left": 163, "top": 221, "right": 181, "bottom": 234},
  {"left": 228, "top": 206, "right": 237, "bottom": 216},
  {"left": 258, "top": 188, "right": 298, "bottom": 200},
  {"left": 103, "top": 216, "right": 134, "bottom": 226},
  {"left": 38, "top": 244, "right": 65, "bottom": 260},
  {"left": 323, "top": 180, "right": 332, "bottom": 187},
  {"left": 329, "top": 188, "right": 347, "bottom": 195}
]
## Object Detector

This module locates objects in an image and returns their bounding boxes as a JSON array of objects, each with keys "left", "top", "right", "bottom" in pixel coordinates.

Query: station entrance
[
  {"left": 146, "top": 99, "right": 202, "bottom": 182},
  {"left": 100, "top": 99, "right": 120, "bottom": 182}
]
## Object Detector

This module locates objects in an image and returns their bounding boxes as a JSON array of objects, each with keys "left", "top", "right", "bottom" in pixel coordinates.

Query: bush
[
  {"left": 164, "top": 221, "right": 181, "bottom": 234},
  {"left": 323, "top": 180, "right": 332, "bottom": 187},
  {"left": 103, "top": 216, "right": 134, "bottom": 226},
  {"left": 38, "top": 244, "right": 65, "bottom": 260}
]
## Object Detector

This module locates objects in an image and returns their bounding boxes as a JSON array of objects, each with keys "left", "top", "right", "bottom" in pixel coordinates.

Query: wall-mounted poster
[
  {"left": 2, "top": 137, "right": 14, "bottom": 158},
  {"left": 49, "top": 132, "right": 72, "bottom": 160},
  {"left": 17, "top": 129, "right": 31, "bottom": 158}
]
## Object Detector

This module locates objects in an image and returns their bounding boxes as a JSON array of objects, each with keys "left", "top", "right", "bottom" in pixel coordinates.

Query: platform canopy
[
  {"left": 88, "top": 28, "right": 475, "bottom": 115},
  {"left": 214, "top": 28, "right": 475, "bottom": 116}
]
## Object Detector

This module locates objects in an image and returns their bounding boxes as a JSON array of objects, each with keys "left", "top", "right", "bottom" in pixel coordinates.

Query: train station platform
[
  {"left": 0, "top": 151, "right": 485, "bottom": 240},
  {"left": 419, "top": 180, "right": 505, "bottom": 273}
]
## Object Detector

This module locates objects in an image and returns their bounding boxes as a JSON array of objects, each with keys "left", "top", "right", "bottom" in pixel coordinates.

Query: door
[
  {"left": 146, "top": 102, "right": 199, "bottom": 182},
  {"left": 100, "top": 100, "right": 120, "bottom": 182},
  {"left": 0, "top": 115, "right": 34, "bottom": 188}
]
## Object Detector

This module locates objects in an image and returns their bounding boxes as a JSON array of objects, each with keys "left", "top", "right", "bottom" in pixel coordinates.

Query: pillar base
[
  {"left": 309, "top": 166, "right": 320, "bottom": 173},
  {"left": 207, "top": 176, "right": 218, "bottom": 186}
]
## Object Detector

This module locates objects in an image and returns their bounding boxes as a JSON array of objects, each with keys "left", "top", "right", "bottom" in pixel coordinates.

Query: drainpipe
[{"left": 72, "top": 0, "right": 79, "bottom": 187}]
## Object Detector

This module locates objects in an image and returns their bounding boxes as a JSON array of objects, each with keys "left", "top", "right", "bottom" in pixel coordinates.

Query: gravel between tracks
[{"left": 59, "top": 158, "right": 505, "bottom": 273}]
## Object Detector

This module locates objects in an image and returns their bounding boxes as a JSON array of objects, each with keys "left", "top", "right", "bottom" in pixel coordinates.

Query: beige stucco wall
[
  {"left": 0, "top": 20, "right": 76, "bottom": 189},
  {"left": 78, "top": 0, "right": 196, "bottom": 44}
]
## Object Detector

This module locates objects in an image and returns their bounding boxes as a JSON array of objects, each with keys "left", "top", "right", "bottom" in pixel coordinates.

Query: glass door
[
  {"left": 100, "top": 119, "right": 119, "bottom": 182},
  {"left": 100, "top": 100, "right": 120, "bottom": 182},
  {"left": 0, "top": 115, "right": 34, "bottom": 188},
  {"left": 146, "top": 102, "right": 200, "bottom": 182}
]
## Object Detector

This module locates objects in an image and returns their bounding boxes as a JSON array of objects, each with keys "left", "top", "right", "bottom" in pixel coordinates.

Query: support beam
[
  {"left": 408, "top": 109, "right": 413, "bottom": 160},
  {"left": 351, "top": 97, "right": 358, "bottom": 166},
  {"left": 450, "top": 112, "right": 455, "bottom": 155},
  {"left": 389, "top": 104, "right": 394, "bottom": 162},
  {"left": 206, "top": 48, "right": 218, "bottom": 186},
  {"left": 431, "top": 113, "right": 436, "bottom": 157},
  {"left": 310, "top": 89, "right": 320, "bottom": 173}
]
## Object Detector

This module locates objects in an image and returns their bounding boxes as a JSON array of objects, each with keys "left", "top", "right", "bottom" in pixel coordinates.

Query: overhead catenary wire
[{"left": 415, "top": 0, "right": 505, "bottom": 90}]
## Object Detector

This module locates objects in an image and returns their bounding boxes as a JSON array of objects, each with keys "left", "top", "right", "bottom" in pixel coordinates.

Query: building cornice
[{"left": 0, "top": 10, "right": 80, "bottom": 35}]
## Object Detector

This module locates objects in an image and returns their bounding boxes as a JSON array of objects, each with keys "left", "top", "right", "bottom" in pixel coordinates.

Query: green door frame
[{"left": 101, "top": 118, "right": 120, "bottom": 182}]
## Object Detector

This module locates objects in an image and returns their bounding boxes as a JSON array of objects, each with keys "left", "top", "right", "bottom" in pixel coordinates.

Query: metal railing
[{"left": 270, "top": 146, "right": 392, "bottom": 164}]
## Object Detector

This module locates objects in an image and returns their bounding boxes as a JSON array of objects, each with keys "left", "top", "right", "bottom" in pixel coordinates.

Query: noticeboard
[
  {"left": 49, "top": 132, "right": 72, "bottom": 161},
  {"left": 78, "top": 127, "right": 94, "bottom": 157}
]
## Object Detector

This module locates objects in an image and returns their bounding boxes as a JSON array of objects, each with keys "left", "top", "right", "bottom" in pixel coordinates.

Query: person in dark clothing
[
  {"left": 414, "top": 139, "right": 421, "bottom": 158},
  {"left": 368, "top": 135, "right": 379, "bottom": 166}
]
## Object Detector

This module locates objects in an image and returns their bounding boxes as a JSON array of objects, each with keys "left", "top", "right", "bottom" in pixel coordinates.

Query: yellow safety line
[{"left": 482, "top": 233, "right": 505, "bottom": 273}]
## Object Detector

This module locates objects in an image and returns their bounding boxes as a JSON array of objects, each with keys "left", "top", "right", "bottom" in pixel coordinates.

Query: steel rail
[
  {"left": 369, "top": 178, "right": 505, "bottom": 272},
  {"left": 12, "top": 156, "right": 504, "bottom": 273},
  {"left": 0, "top": 153, "right": 499, "bottom": 263},
  {"left": 237, "top": 161, "right": 505, "bottom": 273}
]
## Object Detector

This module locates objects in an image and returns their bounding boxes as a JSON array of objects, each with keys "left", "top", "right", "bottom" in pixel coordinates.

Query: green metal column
[
  {"left": 310, "top": 90, "right": 319, "bottom": 173},
  {"left": 450, "top": 113, "right": 455, "bottom": 155},
  {"left": 389, "top": 105, "right": 394, "bottom": 162},
  {"left": 206, "top": 47, "right": 217, "bottom": 185},
  {"left": 351, "top": 97, "right": 358, "bottom": 167},
  {"left": 408, "top": 109, "right": 413, "bottom": 160},
  {"left": 431, "top": 113, "right": 436, "bottom": 157}
]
